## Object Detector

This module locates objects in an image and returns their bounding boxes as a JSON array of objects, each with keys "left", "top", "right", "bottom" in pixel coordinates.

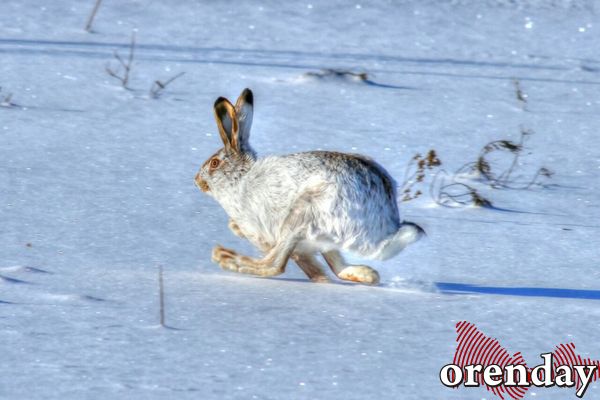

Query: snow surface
[{"left": 1, "top": 1, "right": 600, "bottom": 399}]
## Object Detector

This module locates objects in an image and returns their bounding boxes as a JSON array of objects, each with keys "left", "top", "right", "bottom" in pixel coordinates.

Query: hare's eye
[{"left": 209, "top": 158, "right": 220, "bottom": 169}]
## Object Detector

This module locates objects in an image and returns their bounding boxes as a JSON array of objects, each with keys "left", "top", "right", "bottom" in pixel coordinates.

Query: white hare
[{"left": 195, "top": 89, "right": 424, "bottom": 285}]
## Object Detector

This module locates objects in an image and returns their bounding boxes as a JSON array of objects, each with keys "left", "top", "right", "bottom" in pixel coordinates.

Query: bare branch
[
  {"left": 113, "top": 51, "right": 128, "bottom": 69},
  {"left": 128, "top": 32, "right": 136, "bottom": 69},
  {"left": 513, "top": 79, "right": 528, "bottom": 111},
  {"left": 105, "top": 63, "right": 121, "bottom": 79},
  {"left": 105, "top": 32, "right": 136, "bottom": 89},
  {"left": 400, "top": 84, "right": 549, "bottom": 209},
  {"left": 400, "top": 150, "right": 441, "bottom": 202},
  {"left": 85, "top": 0, "right": 104, "bottom": 32},
  {"left": 162, "top": 71, "right": 185, "bottom": 87},
  {"left": 0, "top": 86, "right": 14, "bottom": 108},
  {"left": 150, "top": 71, "right": 186, "bottom": 99},
  {"left": 158, "top": 265, "right": 165, "bottom": 327}
]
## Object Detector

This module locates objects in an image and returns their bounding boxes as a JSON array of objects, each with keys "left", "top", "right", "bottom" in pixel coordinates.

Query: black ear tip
[
  {"left": 214, "top": 96, "right": 228, "bottom": 108},
  {"left": 242, "top": 88, "right": 253, "bottom": 105}
]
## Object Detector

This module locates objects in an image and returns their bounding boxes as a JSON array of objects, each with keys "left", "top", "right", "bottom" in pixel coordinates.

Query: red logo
[{"left": 440, "top": 321, "right": 600, "bottom": 398}]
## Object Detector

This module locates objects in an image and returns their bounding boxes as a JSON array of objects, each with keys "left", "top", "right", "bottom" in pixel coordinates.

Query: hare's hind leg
[
  {"left": 292, "top": 253, "right": 330, "bottom": 283},
  {"left": 322, "top": 250, "right": 380, "bottom": 285}
]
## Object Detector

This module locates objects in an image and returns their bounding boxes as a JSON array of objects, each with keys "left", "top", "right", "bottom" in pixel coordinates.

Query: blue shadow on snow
[{"left": 436, "top": 282, "right": 600, "bottom": 301}]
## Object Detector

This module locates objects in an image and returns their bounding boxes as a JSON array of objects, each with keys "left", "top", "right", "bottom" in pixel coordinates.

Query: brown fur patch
[
  {"left": 214, "top": 98, "right": 240, "bottom": 152},
  {"left": 220, "top": 253, "right": 234, "bottom": 261},
  {"left": 292, "top": 253, "right": 329, "bottom": 282},
  {"left": 200, "top": 181, "right": 210, "bottom": 192},
  {"left": 216, "top": 247, "right": 236, "bottom": 256},
  {"left": 195, "top": 174, "right": 210, "bottom": 192},
  {"left": 341, "top": 273, "right": 362, "bottom": 283}
]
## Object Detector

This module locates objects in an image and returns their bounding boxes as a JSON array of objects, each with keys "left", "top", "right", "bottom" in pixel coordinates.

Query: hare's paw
[
  {"left": 228, "top": 219, "right": 246, "bottom": 238},
  {"left": 310, "top": 275, "right": 331, "bottom": 283},
  {"left": 211, "top": 245, "right": 240, "bottom": 272},
  {"left": 338, "top": 266, "right": 380, "bottom": 285},
  {"left": 211, "top": 246, "right": 279, "bottom": 277}
]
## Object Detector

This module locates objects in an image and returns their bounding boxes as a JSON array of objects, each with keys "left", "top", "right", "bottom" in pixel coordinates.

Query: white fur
[{"left": 196, "top": 89, "right": 423, "bottom": 277}]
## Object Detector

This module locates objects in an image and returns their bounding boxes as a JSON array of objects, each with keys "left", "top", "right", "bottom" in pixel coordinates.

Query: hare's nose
[{"left": 194, "top": 173, "right": 210, "bottom": 192}]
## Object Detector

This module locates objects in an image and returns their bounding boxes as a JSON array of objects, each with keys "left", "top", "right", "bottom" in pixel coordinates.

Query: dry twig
[
  {"left": 150, "top": 72, "right": 186, "bottom": 99},
  {"left": 402, "top": 129, "right": 551, "bottom": 208},
  {"left": 0, "top": 87, "right": 14, "bottom": 107},
  {"left": 158, "top": 265, "right": 165, "bottom": 327},
  {"left": 85, "top": 0, "right": 104, "bottom": 32},
  {"left": 400, "top": 150, "right": 440, "bottom": 202},
  {"left": 106, "top": 32, "right": 136, "bottom": 89},
  {"left": 513, "top": 79, "right": 527, "bottom": 111}
]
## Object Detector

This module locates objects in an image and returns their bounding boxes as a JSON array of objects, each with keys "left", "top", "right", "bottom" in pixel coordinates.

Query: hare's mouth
[{"left": 195, "top": 174, "right": 210, "bottom": 193}]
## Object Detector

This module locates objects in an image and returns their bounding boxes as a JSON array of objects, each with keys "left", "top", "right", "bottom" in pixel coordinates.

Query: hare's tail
[{"left": 369, "top": 221, "right": 425, "bottom": 260}]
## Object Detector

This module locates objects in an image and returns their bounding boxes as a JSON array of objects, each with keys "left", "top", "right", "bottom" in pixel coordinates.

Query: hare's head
[{"left": 195, "top": 89, "right": 255, "bottom": 197}]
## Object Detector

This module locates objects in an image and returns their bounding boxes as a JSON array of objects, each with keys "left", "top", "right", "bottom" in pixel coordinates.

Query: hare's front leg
[
  {"left": 212, "top": 229, "right": 300, "bottom": 277},
  {"left": 322, "top": 250, "right": 380, "bottom": 285},
  {"left": 212, "top": 189, "right": 317, "bottom": 278},
  {"left": 228, "top": 219, "right": 245, "bottom": 238}
]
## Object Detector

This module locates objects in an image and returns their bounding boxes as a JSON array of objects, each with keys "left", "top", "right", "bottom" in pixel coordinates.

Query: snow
[{"left": 1, "top": 0, "right": 600, "bottom": 399}]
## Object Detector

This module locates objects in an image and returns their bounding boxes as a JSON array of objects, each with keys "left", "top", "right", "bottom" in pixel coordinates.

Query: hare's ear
[
  {"left": 234, "top": 88, "right": 253, "bottom": 152},
  {"left": 214, "top": 97, "right": 240, "bottom": 153}
]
